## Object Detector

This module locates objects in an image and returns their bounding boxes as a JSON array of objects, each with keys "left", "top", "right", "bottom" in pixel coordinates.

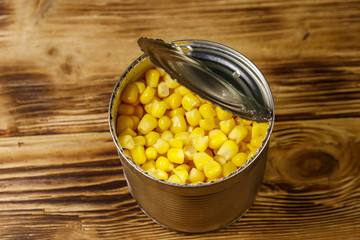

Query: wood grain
[{"left": 0, "top": 0, "right": 359, "bottom": 239}]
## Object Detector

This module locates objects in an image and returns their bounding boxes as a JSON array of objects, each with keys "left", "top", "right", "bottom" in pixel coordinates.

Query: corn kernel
[
  {"left": 199, "top": 118, "right": 215, "bottom": 131},
  {"left": 144, "top": 97, "right": 156, "bottom": 114},
  {"left": 149, "top": 168, "right": 168, "bottom": 181},
  {"left": 117, "top": 115, "right": 134, "bottom": 134},
  {"left": 182, "top": 93, "right": 200, "bottom": 111},
  {"left": 193, "top": 135, "right": 209, "bottom": 152},
  {"left": 132, "top": 135, "right": 145, "bottom": 146},
  {"left": 242, "top": 118, "right": 253, "bottom": 126},
  {"left": 167, "top": 148, "right": 185, "bottom": 164},
  {"left": 193, "top": 152, "right": 213, "bottom": 171},
  {"left": 134, "top": 105, "right": 144, "bottom": 119},
  {"left": 217, "top": 140, "right": 239, "bottom": 160},
  {"left": 134, "top": 81, "right": 146, "bottom": 94},
  {"left": 199, "top": 103, "right": 216, "bottom": 119},
  {"left": 189, "top": 127, "right": 205, "bottom": 139},
  {"left": 163, "top": 74, "right": 180, "bottom": 88},
  {"left": 145, "top": 68, "right": 160, "bottom": 88},
  {"left": 118, "top": 103, "right": 135, "bottom": 115},
  {"left": 228, "top": 125, "right": 248, "bottom": 144},
  {"left": 248, "top": 151, "right": 256, "bottom": 159},
  {"left": 167, "top": 107, "right": 186, "bottom": 118},
  {"left": 168, "top": 174, "right": 182, "bottom": 184},
  {"left": 145, "top": 147, "right": 158, "bottom": 161},
  {"left": 164, "top": 93, "right": 182, "bottom": 109},
  {"left": 252, "top": 122, "right": 269, "bottom": 138},
  {"left": 123, "top": 149, "right": 131, "bottom": 158},
  {"left": 157, "top": 81, "right": 170, "bottom": 98},
  {"left": 156, "top": 67, "right": 166, "bottom": 77},
  {"left": 158, "top": 116, "right": 172, "bottom": 131},
  {"left": 175, "top": 132, "right": 191, "bottom": 145},
  {"left": 145, "top": 131, "right": 160, "bottom": 147},
  {"left": 121, "top": 83, "right": 139, "bottom": 104},
  {"left": 213, "top": 155, "right": 227, "bottom": 165},
  {"left": 203, "top": 160, "right": 222, "bottom": 179},
  {"left": 247, "top": 143, "right": 257, "bottom": 153},
  {"left": 183, "top": 145, "right": 196, "bottom": 160},
  {"left": 156, "top": 156, "right": 173, "bottom": 172},
  {"left": 250, "top": 136, "right": 265, "bottom": 148},
  {"left": 169, "top": 138, "right": 183, "bottom": 148},
  {"left": 153, "top": 138, "right": 170, "bottom": 155},
  {"left": 118, "top": 127, "right": 137, "bottom": 137},
  {"left": 239, "top": 142, "right": 249, "bottom": 152},
  {"left": 176, "top": 164, "right": 191, "bottom": 172},
  {"left": 185, "top": 108, "right": 202, "bottom": 127},
  {"left": 161, "top": 130, "right": 174, "bottom": 141},
  {"left": 118, "top": 135, "right": 135, "bottom": 149},
  {"left": 140, "top": 86, "right": 156, "bottom": 104},
  {"left": 188, "top": 168, "right": 205, "bottom": 183},
  {"left": 219, "top": 118, "right": 236, "bottom": 135},
  {"left": 170, "top": 115, "right": 187, "bottom": 134},
  {"left": 215, "top": 106, "right": 233, "bottom": 120},
  {"left": 137, "top": 114, "right": 158, "bottom": 135},
  {"left": 130, "top": 145, "right": 147, "bottom": 165},
  {"left": 150, "top": 100, "right": 168, "bottom": 118},
  {"left": 172, "top": 168, "right": 188, "bottom": 182},
  {"left": 208, "top": 129, "right": 228, "bottom": 149},
  {"left": 141, "top": 160, "right": 155, "bottom": 172},
  {"left": 222, "top": 162, "right": 237, "bottom": 177},
  {"left": 231, "top": 152, "right": 248, "bottom": 167},
  {"left": 175, "top": 85, "right": 191, "bottom": 96}
]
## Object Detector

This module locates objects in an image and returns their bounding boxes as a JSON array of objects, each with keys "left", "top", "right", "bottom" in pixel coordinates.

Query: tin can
[{"left": 109, "top": 40, "right": 275, "bottom": 233}]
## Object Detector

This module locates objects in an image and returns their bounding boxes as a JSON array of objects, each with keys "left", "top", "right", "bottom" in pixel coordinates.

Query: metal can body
[{"left": 109, "top": 40, "right": 275, "bottom": 233}]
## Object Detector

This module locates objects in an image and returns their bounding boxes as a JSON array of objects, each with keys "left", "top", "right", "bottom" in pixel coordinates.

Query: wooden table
[{"left": 0, "top": 0, "right": 359, "bottom": 239}]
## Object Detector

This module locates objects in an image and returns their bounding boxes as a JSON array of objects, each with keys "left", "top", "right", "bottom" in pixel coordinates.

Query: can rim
[{"left": 108, "top": 39, "right": 275, "bottom": 188}]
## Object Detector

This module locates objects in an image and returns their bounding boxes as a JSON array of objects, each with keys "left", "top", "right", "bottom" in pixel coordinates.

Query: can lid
[{"left": 137, "top": 37, "right": 272, "bottom": 122}]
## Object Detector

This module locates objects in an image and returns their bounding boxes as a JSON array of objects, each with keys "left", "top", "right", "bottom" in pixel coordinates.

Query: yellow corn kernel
[
  {"left": 156, "top": 156, "right": 173, "bottom": 172},
  {"left": 156, "top": 67, "right": 166, "bottom": 77},
  {"left": 141, "top": 160, "right": 155, "bottom": 172},
  {"left": 172, "top": 168, "right": 188, "bottom": 183},
  {"left": 144, "top": 97, "right": 156, "bottom": 114},
  {"left": 145, "top": 131, "right": 160, "bottom": 147},
  {"left": 130, "top": 145, "right": 147, "bottom": 165},
  {"left": 134, "top": 81, "right": 146, "bottom": 94},
  {"left": 167, "top": 148, "right": 185, "bottom": 164},
  {"left": 199, "top": 103, "right": 216, "bottom": 119},
  {"left": 170, "top": 115, "right": 187, "bottom": 134},
  {"left": 145, "top": 68, "right": 160, "bottom": 88},
  {"left": 219, "top": 118, "right": 236, "bottom": 135},
  {"left": 158, "top": 116, "right": 172, "bottom": 131},
  {"left": 140, "top": 86, "right": 156, "bottom": 104},
  {"left": 228, "top": 125, "right": 248, "bottom": 144},
  {"left": 217, "top": 140, "right": 239, "bottom": 160},
  {"left": 121, "top": 83, "right": 139, "bottom": 104},
  {"left": 149, "top": 168, "right": 168, "bottom": 181},
  {"left": 193, "top": 152, "right": 213, "bottom": 171},
  {"left": 176, "top": 164, "right": 191, "bottom": 172},
  {"left": 203, "top": 160, "right": 222, "bottom": 179},
  {"left": 174, "top": 85, "right": 191, "bottom": 96},
  {"left": 222, "top": 162, "right": 237, "bottom": 177},
  {"left": 243, "top": 126, "right": 253, "bottom": 142},
  {"left": 247, "top": 143, "right": 257, "bottom": 153},
  {"left": 167, "top": 107, "right": 186, "bottom": 118},
  {"left": 185, "top": 108, "right": 202, "bottom": 127},
  {"left": 168, "top": 174, "right": 182, "bottom": 184},
  {"left": 188, "top": 168, "right": 205, "bottom": 183},
  {"left": 145, "top": 147, "right": 158, "bottom": 161},
  {"left": 242, "top": 118, "right": 253, "bottom": 126},
  {"left": 182, "top": 93, "right": 200, "bottom": 111},
  {"left": 250, "top": 136, "right": 265, "bottom": 148},
  {"left": 231, "top": 152, "right": 247, "bottom": 167},
  {"left": 134, "top": 105, "right": 144, "bottom": 119},
  {"left": 252, "top": 122, "right": 269, "bottom": 138},
  {"left": 164, "top": 93, "right": 182, "bottom": 109},
  {"left": 183, "top": 145, "right": 196, "bottom": 160},
  {"left": 175, "top": 132, "right": 191, "bottom": 146},
  {"left": 118, "top": 135, "right": 135, "bottom": 149},
  {"left": 123, "top": 149, "right": 131, "bottom": 158},
  {"left": 163, "top": 74, "right": 180, "bottom": 88},
  {"left": 189, "top": 127, "right": 205, "bottom": 139},
  {"left": 130, "top": 116, "right": 140, "bottom": 130},
  {"left": 208, "top": 129, "right": 228, "bottom": 149},
  {"left": 213, "top": 155, "right": 227, "bottom": 165},
  {"left": 169, "top": 138, "right": 183, "bottom": 148},
  {"left": 248, "top": 151, "right": 257, "bottom": 159},
  {"left": 157, "top": 81, "right": 170, "bottom": 98},
  {"left": 199, "top": 118, "right": 215, "bottom": 131},
  {"left": 117, "top": 115, "right": 134, "bottom": 134},
  {"left": 153, "top": 138, "right": 170, "bottom": 155},
  {"left": 150, "top": 100, "right": 168, "bottom": 118},
  {"left": 137, "top": 114, "right": 158, "bottom": 135},
  {"left": 129, "top": 97, "right": 141, "bottom": 107},
  {"left": 193, "top": 135, "right": 209, "bottom": 152},
  {"left": 239, "top": 142, "right": 249, "bottom": 152},
  {"left": 118, "top": 127, "right": 137, "bottom": 137},
  {"left": 133, "top": 135, "right": 146, "bottom": 146},
  {"left": 161, "top": 130, "right": 174, "bottom": 142},
  {"left": 118, "top": 103, "right": 135, "bottom": 115},
  {"left": 215, "top": 106, "right": 233, "bottom": 120}
]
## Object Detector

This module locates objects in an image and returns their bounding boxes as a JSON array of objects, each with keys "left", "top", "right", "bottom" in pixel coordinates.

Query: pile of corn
[{"left": 116, "top": 67, "right": 269, "bottom": 184}]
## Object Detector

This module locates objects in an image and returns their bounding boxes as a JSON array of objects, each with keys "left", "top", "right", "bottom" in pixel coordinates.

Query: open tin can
[{"left": 109, "top": 40, "right": 275, "bottom": 233}]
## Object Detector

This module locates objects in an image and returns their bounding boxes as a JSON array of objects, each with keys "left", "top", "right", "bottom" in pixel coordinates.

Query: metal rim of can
[{"left": 108, "top": 39, "right": 275, "bottom": 188}]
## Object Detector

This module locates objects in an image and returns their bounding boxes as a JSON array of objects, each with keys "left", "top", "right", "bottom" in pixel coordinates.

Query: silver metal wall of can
[{"left": 108, "top": 40, "right": 275, "bottom": 233}]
